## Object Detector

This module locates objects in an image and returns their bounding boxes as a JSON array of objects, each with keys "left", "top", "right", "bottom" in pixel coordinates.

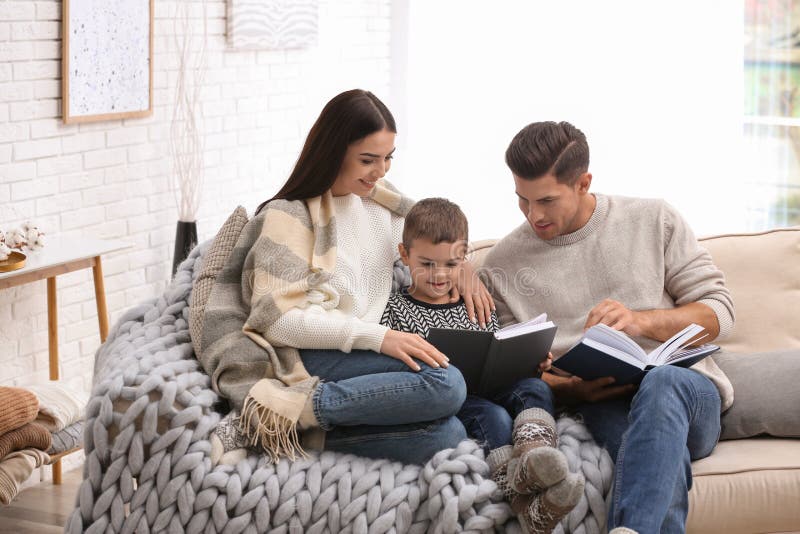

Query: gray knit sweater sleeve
[{"left": 661, "top": 201, "right": 735, "bottom": 339}]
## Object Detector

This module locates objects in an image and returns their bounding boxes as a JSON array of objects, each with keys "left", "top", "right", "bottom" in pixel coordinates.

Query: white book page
[
  {"left": 662, "top": 343, "right": 717, "bottom": 365},
  {"left": 648, "top": 323, "right": 705, "bottom": 365},
  {"left": 583, "top": 338, "right": 648, "bottom": 369},
  {"left": 584, "top": 324, "right": 648, "bottom": 361},
  {"left": 494, "top": 313, "right": 550, "bottom": 339}
]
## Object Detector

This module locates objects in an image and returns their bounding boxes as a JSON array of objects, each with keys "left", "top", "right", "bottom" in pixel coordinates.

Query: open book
[
  {"left": 552, "top": 323, "right": 720, "bottom": 385},
  {"left": 427, "top": 313, "right": 557, "bottom": 396}
]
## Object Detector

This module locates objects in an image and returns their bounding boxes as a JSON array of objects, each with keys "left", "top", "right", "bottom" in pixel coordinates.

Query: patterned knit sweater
[{"left": 380, "top": 288, "right": 499, "bottom": 338}]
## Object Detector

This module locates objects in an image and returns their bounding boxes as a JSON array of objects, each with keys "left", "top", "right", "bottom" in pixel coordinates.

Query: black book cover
[
  {"left": 426, "top": 325, "right": 557, "bottom": 396},
  {"left": 553, "top": 343, "right": 720, "bottom": 385}
]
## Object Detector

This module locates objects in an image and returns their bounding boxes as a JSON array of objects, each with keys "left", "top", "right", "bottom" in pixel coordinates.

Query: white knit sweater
[{"left": 264, "top": 194, "right": 404, "bottom": 353}]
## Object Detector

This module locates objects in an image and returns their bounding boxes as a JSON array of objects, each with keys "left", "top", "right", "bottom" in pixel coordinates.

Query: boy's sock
[
  {"left": 513, "top": 472, "right": 585, "bottom": 534},
  {"left": 486, "top": 445, "right": 515, "bottom": 500},
  {"left": 507, "top": 408, "right": 569, "bottom": 493}
]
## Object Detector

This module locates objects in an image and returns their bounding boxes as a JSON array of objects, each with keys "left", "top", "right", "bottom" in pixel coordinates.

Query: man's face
[{"left": 513, "top": 172, "right": 591, "bottom": 240}]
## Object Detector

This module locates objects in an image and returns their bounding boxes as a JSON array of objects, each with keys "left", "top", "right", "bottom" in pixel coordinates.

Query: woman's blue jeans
[
  {"left": 300, "top": 349, "right": 468, "bottom": 465},
  {"left": 576, "top": 365, "right": 721, "bottom": 534}
]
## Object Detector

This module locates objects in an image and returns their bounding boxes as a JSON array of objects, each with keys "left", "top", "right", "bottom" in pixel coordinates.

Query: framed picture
[
  {"left": 227, "top": 0, "right": 318, "bottom": 50},
  {"left": 62, "top": 0, "right": 153, "bottom": 124}
]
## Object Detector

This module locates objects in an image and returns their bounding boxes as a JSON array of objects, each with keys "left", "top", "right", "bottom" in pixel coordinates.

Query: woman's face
[{"left": 330, "top": 129, "right": 396, "bottom": 197}]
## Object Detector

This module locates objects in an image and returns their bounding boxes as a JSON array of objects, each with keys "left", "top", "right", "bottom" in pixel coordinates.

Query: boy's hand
[
  {"left": 380, "top": 329, "right": 450, "bottom": 371},
  {"left": 538, "top": 352, "right": 553, "bottom": 373},
  {"left": 450, "top": 262, "right": 494, "bottom": 328}
]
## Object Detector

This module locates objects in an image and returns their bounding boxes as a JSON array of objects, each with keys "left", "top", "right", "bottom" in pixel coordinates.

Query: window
[
  {"left": 395, "top": 2, "right": 772, "bottom": 239},
  {"left": 743, "top": 0, "right": 800, "bottom": 228}
]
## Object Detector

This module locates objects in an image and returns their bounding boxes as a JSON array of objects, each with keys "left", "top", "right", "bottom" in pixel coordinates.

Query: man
[{"left": 480, "top": 121, "right": 734, "bottom": 534}]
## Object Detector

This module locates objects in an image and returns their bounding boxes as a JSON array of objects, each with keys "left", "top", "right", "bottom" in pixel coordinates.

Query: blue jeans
[
  {"left": 577, "top": 365, "right": 721, "bottom": 534},
  {"left": 457, "top": 377, "right": 555, "bottom": 452},
  {"left": 300, "top": 349, "right": 468, "bottom": 465}
]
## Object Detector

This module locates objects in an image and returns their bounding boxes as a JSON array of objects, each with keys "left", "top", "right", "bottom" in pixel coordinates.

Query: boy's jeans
[
  {"left": 577, "top": 365, "right": 721, "bottom": 534},
  {"left": 457, "top": 377, "right": 556, "bottom": 451},
  {"left": 300, "top": 349, "right": 468, "bottom": 465}
]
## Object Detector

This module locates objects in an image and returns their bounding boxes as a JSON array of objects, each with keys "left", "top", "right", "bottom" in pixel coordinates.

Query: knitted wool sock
[
  {"left": 514, "top": 472, "right": 585, "bottom": 534},
  {"left": 210, "top": 411, "right": 250, "bottom": 466},
  {"left": 486, "top": 445, "right": 515, "bottom": 500},
  {"left": 507, "top": 408, "right": 568, "bottom": 493}
]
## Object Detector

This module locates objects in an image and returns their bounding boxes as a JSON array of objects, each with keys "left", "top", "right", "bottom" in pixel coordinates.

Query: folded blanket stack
[
  {"left": 0, "top": 387, "right": 39, "bottom": 435},
  {"left": 0, "top": 423, "right": 51, "bottom": 459},
  {"left": 23, "top": 383, "right": 89, "bottom": 433},
  {"left": 0, "top": 449, "right": 49, "bottom": 505},
  {"left": 49, "top": 422, "right": 83, "bottom": 455},
  {"left": 0, "top": 386, "right": 51, "bottom": 505}
]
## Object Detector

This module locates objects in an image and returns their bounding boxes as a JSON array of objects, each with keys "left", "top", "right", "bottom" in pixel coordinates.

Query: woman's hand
[
  {"left": 450, "top": 261, "right": 495, "bottom": 328},
  {"left": 380, "top": 329, "right": 450, "bottom": 371}
]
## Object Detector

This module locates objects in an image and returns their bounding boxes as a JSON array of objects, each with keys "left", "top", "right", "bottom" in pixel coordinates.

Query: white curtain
[{"left": 393, "top": 1, "right": 751, "bottom": 239}]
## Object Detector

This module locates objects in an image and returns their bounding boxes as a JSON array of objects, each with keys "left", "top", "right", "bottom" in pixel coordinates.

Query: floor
[{"left": 0, "top": 469, "right": 81, "bottom": 533}]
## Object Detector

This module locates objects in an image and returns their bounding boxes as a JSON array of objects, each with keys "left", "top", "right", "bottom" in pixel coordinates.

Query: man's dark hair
[
  {"left": 402, "top": 198, "right": 468, "bottom": 250},
  {"left": 505, "top": 121, "right": 590, "bottom": 184}
]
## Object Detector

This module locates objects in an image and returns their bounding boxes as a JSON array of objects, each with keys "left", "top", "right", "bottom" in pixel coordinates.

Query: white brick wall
[{"left": 1, "top": 0, "right": 392, "bottom": 403}]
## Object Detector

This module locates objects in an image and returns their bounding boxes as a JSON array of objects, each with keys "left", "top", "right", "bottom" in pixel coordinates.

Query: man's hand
[
  {"left": 567, "top": 376, "right": 636, "bottom": 403},
  {"left": 584, "top": 299, "right": 645, "bottom": 336},
  {"left": 449, "top": 261, "right": 495, "bottom": 328},
  {"left": 538, "top": 352, "right": 554, "bottom": 373},
  {"left": 380, "top": 330, "right": 450, "bottom": 371},
  {"left": 542, "top": 372, "right": 636, "bottom": 404}
]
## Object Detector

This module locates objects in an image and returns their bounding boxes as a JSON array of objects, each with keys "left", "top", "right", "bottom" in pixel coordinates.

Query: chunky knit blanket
[{"left": 66, "top": 242, "right": 613, "bottom": 533}]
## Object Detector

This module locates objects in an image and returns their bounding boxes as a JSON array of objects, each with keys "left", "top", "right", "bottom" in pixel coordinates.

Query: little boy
[{"left": 380, "top": 198, "right": 584, "bottom": 534}]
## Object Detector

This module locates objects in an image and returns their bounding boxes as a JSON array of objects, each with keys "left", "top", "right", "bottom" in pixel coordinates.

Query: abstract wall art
[
  {"left": 62, "top": 0, "right": 153, "bottom": 123},
  {"left": 227, "top": 0, "right": 318, "bottom": 50}
]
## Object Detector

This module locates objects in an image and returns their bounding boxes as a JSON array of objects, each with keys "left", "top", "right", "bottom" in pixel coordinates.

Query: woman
[{"left": 243, "top": 89, "right": 495, "bottom": 464}]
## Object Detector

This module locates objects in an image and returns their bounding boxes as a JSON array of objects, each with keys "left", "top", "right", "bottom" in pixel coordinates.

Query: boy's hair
[
  {"left": 402, "top": 198, "right": 469, "bottom": 250},
  {"left": 505, "top": 121, "right": 590, "bottom": 185}
]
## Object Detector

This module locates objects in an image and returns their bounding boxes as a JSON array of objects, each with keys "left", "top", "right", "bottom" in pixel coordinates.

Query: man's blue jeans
[
  {"left": 457, "top": 377, "right": 555, "bottom": 451},
  {"left": 300, "top": 349, "right": 468, "bottom": 465},
  {"left": 576, "top": 365, "right": 721, "bottom": 534}
]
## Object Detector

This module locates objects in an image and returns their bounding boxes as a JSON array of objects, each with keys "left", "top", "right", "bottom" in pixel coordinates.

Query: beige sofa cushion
[
  {"left": 699, "top": 227, "right": 800, "bottom": 353},
  {"left": 688, "top": 438, "right": 800, "bottom": 533}
]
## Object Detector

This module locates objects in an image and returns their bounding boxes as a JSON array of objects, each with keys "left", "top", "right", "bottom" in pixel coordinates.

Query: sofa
[
  {"left": 469, "top": 227, "right": 800, "bottom": 534},
  {"left": 67, "top": 226, "right": 800, "bottom": 533}
]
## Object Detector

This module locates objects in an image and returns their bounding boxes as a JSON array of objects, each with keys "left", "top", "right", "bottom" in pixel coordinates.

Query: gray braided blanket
[{"left": 66, "top": 242, "right": 613, "bottom": 533}]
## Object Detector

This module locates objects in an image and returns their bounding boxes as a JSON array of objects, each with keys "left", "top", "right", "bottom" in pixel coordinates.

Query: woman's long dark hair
[{"left": 255, "top": 89, "right": 396, "bottom": 215}]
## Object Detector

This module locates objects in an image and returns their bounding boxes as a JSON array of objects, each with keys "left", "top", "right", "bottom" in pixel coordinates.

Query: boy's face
[
  {"left": 514, "top": 171, "right": 593, "bottom": 240},
  {"left": 399, "top": 238, "right": 467, "bottom": 304}
]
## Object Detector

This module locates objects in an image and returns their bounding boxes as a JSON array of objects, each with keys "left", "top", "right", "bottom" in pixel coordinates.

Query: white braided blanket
[{"left": 66, "top": 243, "right": 613, "bottom": 533}]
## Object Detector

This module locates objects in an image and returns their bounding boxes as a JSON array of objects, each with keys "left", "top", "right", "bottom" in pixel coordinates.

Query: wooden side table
[{"left": 0, "top": 237, "right": 132, "bottom": 484}]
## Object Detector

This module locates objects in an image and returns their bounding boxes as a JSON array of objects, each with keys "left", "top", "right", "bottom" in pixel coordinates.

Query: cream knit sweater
[
  {"left": 264, "top": 194, "right": 404, "bottom": 353},
  {"left": 480, "top": 194, "right": 736, "bottom": 410}
]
